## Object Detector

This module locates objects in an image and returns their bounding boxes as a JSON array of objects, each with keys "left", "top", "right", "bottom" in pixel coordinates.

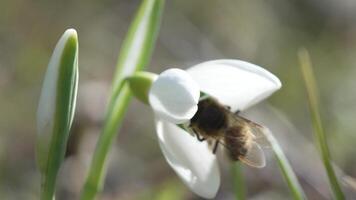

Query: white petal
[
  {"left": 155, "top": 119, "right": 220, "bottom": 198},
  {"left": 149, "top": 68, "right": 200, "bottom": 124},
  {"left": 187, "top": 59, "right": 281, "bottom": 112}
]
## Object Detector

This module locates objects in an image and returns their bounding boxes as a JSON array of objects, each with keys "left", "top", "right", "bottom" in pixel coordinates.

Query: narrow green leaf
[
  {"left": 36, "top": 29, "right": 79, "bottom": 200},
  {"left": 265, "top": 130, "right": 306, "bottom": 200},
  {"left": 80, "top": 0, "right": 165, "bottom": 199},
  {"left": 299, "top": 49, "right": 345, "bottom": 200}
]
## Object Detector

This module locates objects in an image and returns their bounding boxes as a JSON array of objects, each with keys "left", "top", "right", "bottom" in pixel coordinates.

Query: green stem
[
  {"left": 232, "top": 163, "right": 246, "bottom": 200},
  {"left": 79, "top": 0, "right": 164, "bottom": 199},
  {"left": 80, "top": 84, "right": 131, "bottom": 200},
  {"left": 298, "top": 49, "right": 345, "bottom": 200},
  {"left": 265, "top": 130, "right": 306, "bottom": 200}
]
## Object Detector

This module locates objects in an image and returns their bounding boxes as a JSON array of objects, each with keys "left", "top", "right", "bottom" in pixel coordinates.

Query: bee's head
[{"left": 190, "top": 98, "right": 228, "bottom": 132}]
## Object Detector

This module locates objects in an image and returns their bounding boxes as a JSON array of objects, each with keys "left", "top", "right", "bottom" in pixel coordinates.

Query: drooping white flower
[
  {"left": 148, "top": 59, "right": 281, "bottom": 198},
  {"left": 149, "top": 68, "right": 200, "bottom": 124}
]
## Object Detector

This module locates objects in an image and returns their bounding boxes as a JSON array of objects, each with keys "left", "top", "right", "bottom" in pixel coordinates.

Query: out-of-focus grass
[
  {"left": 232, "top": 163, "right": 246, "bottom": 200},
  {"left": 124, "top": 180, "right": 185, "bottom": 200},
  {"left": 299, "top": 49, "right": 345, "bottom": 200},
  {"left": 153, "top": 180, "right": 186, "bottom": 200}
]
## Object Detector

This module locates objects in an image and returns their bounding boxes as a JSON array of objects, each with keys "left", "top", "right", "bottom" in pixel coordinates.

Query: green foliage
[
  {"left": 36, "top": 29, "right": 78, "bottom": 200},
  {"left": 154, "top": 180, "right": 185, "bottom": 200},
  {"left": 265, "top": 130, "right": 306, "bottom": 200},
  {"left": 79, "top": 0, "right": 165, "bottom": 199},
  {"left": 299, "top": 49, "right": 345, "bottom": 200},
  {"left": 232, "top": 163, "right": 246, "bottom": 200}
]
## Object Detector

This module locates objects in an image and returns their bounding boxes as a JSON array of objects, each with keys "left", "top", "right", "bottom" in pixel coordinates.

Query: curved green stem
[
  {"left": 79, "top": 0, "right": 165, "bottom": 199},
  {"left": 265, "top": 130, "right": 306, "bottom": 200},
  {"left": 80, "top": 84, "right": 131, "bottom": 199},
  {"left": 232, "top": 163, "right": 246, "bottom": 200}
]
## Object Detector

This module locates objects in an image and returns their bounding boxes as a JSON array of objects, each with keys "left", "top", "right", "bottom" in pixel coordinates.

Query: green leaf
[
  {"left": 265, "top": 129, "right": 306, "bottom": 200},
  {"left": 80, "top": 0, "right": 165, "bottom": 199},
  {"left": 36, "top": 29, "right": 79, "bottom": 200},
  {"left": 299, "top": 49, "right": 345, "bottom": 200}
]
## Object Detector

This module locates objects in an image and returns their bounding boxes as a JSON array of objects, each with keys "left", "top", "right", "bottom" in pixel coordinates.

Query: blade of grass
[
  {"left": 265, "top": 129, "right": 306, "bottom": 200},
  {"left": 154, "top": 180, "right": 185, "bottom": 200},
  {"left": 37, "top": 29, "right": 79, "bottom": 200},
  {"left": 231, "top": 163, "right": 246, "bottom": 200},
  {"left": 298, "top": 49, "right": 345, "bottom": 199},
  {"left": 80, "top": 0, "right": 165, "bottom": 199}
]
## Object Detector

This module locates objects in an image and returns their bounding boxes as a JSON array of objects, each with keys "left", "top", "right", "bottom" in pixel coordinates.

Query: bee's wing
[
  {"left": 231, "top": 114, "right": 271, "bottom": 148},
  {"left": 239, "top": 141, "right": 266, "bottom": 168},
  {"left": 250, "top": 125, "right": 271, "bottom": 148}
]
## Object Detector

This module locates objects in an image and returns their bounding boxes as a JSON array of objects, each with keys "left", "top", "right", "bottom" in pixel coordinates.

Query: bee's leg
[
  {"left": 195, "top": 133, "right": 206, "bottom": 142},
  {"left": 213, "top": 140, "right": 219, "bottom": 154},
  {"left": 192, "top": 129, "right": 206, "bottom": 142}
]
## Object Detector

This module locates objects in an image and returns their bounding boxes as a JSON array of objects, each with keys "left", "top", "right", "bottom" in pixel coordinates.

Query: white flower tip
[
  {"left": 36, "top": 29, "right": 79, "bottom": 172},
  {"left": 194, "top": 183, "right": 219, "bottom": 199},
  {"left": 155, "top": 120, "right": 220, "bottom": 198},
  {"left": 264, "top": 67, "right": 282, "bottom": 90},
  {"left": 64, "top": 28, "right": 78, "bottom": 39},
  {"left": 149, "top": 68, "right": 200, "bottom": 124}
]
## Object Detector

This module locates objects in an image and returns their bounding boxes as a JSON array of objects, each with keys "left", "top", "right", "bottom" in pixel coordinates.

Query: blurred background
[{"left": 1, "top": 0, "right": 356, "bottom": 199}]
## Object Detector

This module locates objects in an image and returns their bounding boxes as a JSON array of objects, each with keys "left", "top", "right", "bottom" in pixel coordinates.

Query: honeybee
[{"left": 189, "top": 97, "right": 268, "bottom": 168}]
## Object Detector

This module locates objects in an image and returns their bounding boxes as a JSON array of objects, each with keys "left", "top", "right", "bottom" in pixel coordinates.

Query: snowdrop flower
[
  {"left": 131, "top": 59, "right": 281, "bottom": 198},
  {"left": 37, "top": 29, "right": 78, "bottom": 173}
]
